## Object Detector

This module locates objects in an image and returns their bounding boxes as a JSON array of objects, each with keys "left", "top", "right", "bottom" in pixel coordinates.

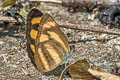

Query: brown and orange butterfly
[{"left": 26, "top": 8, "right": 73, "bottom": 72}]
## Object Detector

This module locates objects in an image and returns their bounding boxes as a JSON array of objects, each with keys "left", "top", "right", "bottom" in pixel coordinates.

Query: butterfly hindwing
[{"left": 26, "top": 8, "right": 70, "bottom": 72}]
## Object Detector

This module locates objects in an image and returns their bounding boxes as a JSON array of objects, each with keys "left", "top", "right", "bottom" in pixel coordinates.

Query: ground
[{"left": 0, "top": 2, "right": 120, "bottom": 80}]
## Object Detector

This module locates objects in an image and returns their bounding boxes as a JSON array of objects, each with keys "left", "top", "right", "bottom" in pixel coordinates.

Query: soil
[{"left": 0, "top": 2, "right": 120, "bottom": 80}]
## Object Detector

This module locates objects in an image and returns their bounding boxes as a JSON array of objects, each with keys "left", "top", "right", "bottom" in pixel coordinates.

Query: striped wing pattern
[{"left": 26, "top": 8, "right": 70, "bottom": 72}]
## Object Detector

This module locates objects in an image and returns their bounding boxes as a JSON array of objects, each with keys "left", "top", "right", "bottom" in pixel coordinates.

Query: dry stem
[
  {"left": 29, "top": 0, "right": 62, "bottom": 4},
  {"left": 0, "top": 15, "right": 120, "bottom": 36}
]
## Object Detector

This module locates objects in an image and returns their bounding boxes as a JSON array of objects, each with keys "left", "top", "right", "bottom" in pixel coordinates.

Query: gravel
[{"left": 0, "top": 2, "right": 120, "bottom": 80}]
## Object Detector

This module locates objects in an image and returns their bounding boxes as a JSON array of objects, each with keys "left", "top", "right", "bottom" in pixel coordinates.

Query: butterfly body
[{"left": 26, "top": 9, "right": 71, "bottom": 72}]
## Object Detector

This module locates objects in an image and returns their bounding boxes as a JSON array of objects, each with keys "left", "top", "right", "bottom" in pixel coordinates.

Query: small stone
[{"left": 0, "top": 41, "right": 4, "bottom": 44}]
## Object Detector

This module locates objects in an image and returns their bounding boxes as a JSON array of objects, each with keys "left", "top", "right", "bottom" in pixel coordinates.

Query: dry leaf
[
  {"left": 59, "top": 59, "right": 97, "bottom": 80},
  {"left": 59, "top": 59, "right": 120, "bottom": 80},
  {"left": 114, "top": 73, "right": 120, "bottom": 77},
  {"left": 88, "top": 69, "right": 120, "bottom": 80}
]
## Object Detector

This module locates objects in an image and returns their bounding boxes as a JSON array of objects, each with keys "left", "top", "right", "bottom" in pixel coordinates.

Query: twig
[
  {"left": 0, "top": 15, "right": 22, "bottom": 23},
  {"left": 59, "top": 23, "right": 120, "bottom": 36},
  {"left": 29, "top": 0, "right": 62, "bottom": 4},
  {"left": 0, "top": 14, "right": 120, "bottom": 36}
]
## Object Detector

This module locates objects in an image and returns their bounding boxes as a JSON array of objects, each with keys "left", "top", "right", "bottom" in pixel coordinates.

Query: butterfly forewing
[
  {"left": 26, "top": 9, "right": 70, "bottom": 72},
  {"left": 26, "top": 8, "right": 43, "bottom": 70}
]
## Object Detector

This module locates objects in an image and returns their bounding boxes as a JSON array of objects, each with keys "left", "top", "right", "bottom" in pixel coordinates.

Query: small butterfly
[{"left": 26, "top": 8, "right": 73, "bottom": 72}]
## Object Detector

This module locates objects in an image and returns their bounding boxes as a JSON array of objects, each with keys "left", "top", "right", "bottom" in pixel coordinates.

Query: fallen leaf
[
  {"left": 88, "top": 69, "right": 120, "bottom": 80},
  {"left": 59, "top": 59, "right": 97, "bottom": 80}
]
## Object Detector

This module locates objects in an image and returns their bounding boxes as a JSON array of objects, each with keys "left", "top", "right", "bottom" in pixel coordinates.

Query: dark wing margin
[{"left": 26, "top": 8, "right": 43, "bottom": 70}]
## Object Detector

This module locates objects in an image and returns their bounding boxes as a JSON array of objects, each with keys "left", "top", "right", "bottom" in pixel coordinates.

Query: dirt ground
[{"left": 0, "top": 2, "right": 120, "bottom": 80}]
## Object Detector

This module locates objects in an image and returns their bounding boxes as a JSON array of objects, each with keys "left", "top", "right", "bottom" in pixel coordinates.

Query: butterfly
[{"left": 26, "top": 8, "right": 73, "bottom": 72}]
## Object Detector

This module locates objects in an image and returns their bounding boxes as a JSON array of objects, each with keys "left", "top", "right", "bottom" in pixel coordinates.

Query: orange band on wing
[
  {"left": 31, "top": 17, "right": 41, "bottom": 25},
  {"left": 30, "top": 29, "right": 38, "bottom": 39},
  {"left": 30, "top": 44, "right": 35, "bottom": 54}
]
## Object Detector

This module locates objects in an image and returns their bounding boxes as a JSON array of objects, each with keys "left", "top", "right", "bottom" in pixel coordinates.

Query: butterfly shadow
[{"left": 43, "top": 63, "right": 67, "bottom": 76}]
